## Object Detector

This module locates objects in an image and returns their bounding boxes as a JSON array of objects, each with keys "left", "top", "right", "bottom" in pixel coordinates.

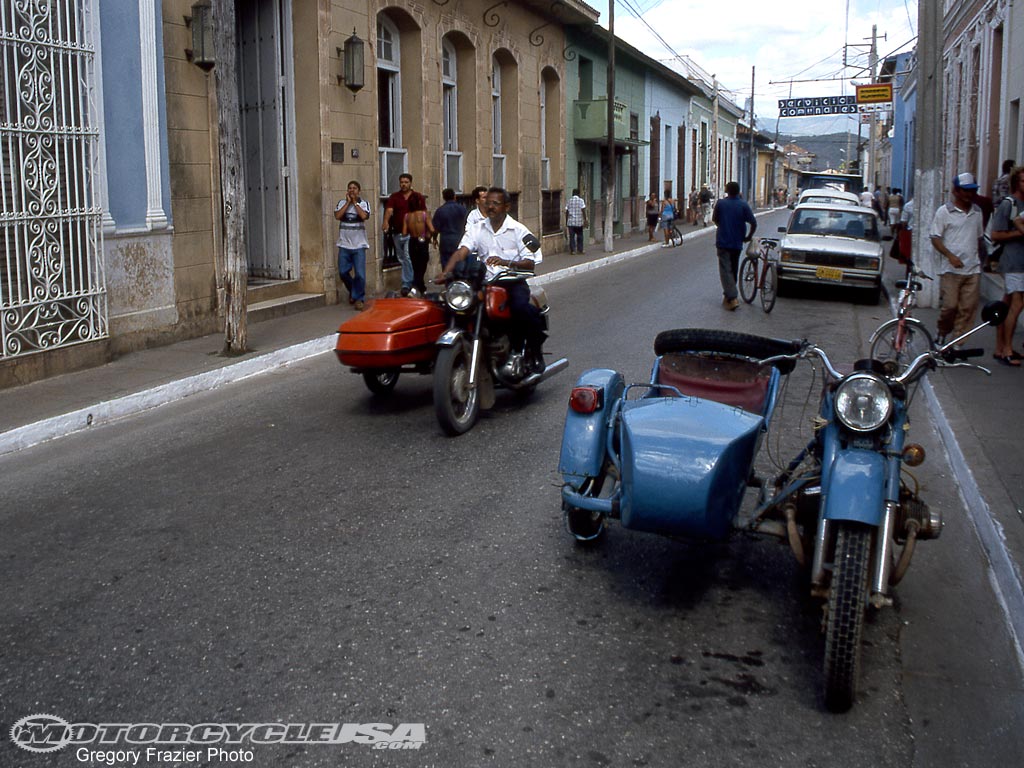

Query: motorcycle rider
[{"left": 439, "top": 187, "right": 546, "bottom": 372}]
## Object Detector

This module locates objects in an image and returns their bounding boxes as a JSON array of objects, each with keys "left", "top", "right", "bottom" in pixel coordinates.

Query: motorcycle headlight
[
  {"left": 834, "top": 373, "right": 893, "bottom": 432},
  {"left": 445, "top": 280, "right": 474, "bottom": 311}
]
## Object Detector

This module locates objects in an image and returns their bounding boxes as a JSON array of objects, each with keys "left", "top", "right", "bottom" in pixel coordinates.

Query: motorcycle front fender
[
  {"left": 558, "top": 368, "right": 625, "bottom": 486},
  {"left": 436, "top": 328, "right": 463, "bottom": 347},
  {"left": 822, "top": 448, "right": 887, "bottom": 526}
]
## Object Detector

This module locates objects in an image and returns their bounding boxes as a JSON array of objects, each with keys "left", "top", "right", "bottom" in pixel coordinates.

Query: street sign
[
  {"left": 858, "top": 102, "right": 893, "bottom": 113},
  {"left": 856, "top": 83, "right": 893, "bottom": 104},
  {"left": 777, "top": 95, "right": 857, "bottom": 117}
]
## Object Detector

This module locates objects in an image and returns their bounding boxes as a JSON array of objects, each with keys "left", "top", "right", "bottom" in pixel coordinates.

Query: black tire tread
[
  {"left": 653, "top": 328, "right": 801, "bottom": 372},
  {"left": 823, "top": 523, "right": 871, "bottom": 712}
]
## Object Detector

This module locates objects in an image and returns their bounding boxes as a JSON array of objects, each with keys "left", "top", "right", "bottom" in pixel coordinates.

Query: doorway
[{"left": 237, "top": 0, "right": 298, "bottom": 281}]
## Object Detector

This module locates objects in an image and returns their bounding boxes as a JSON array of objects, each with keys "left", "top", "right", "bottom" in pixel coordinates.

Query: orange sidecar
[{"left": 335, "top": 298, "right": 447, "bottom": 394}]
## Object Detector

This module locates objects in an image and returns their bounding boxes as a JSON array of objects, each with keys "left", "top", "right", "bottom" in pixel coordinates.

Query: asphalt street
[{"left": 2, "top": 212, "right": 1022, "bottom": 768}]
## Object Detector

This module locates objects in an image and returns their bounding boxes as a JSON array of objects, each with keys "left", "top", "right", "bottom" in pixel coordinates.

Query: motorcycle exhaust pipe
[
  {"left": 890, "top": 520, "right": 920, "bottom": 586},
  {"left": 520, "top": 356, "right": 569, "bottom": 386}
]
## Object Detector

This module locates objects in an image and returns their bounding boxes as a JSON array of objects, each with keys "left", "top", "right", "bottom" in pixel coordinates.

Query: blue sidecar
[{"left": 558, "top": 329, "right": 800, "bottom": 542}]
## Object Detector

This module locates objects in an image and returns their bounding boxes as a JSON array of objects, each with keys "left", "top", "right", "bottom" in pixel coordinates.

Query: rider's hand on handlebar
[{"left": 485, "top": 256, "right": 508, "bottom": 268}]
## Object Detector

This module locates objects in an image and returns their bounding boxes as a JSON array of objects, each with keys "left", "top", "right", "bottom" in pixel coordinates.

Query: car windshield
[{"left": 789, "top": 208, "right": 880, "bottom": 241}]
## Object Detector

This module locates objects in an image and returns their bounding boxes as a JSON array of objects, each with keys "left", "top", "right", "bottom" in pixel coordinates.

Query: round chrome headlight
[
  {"left": 445, "top": 280, "right": 474, "bottom": 311},
  {"left": 834, "top": 373, "right": 893, "bottom": 432}
]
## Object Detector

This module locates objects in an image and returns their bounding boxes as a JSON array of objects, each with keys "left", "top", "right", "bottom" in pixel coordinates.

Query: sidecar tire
[
  {"left": 362, "top": 370, "right": 400, "bottom": 395},
  {"left": 654, "top": 328, "right": 801, "bottom": 373},
  {"left": 434, "top": 344, "right": 480, "bottom": 436},
  {"left": 823, "top": 522, "right": 871, "bottom": 712}
]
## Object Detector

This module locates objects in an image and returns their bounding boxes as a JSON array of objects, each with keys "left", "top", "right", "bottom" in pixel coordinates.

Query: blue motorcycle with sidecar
[{"left": 558, "top": 304, "right": 1005, "bottom": 711}]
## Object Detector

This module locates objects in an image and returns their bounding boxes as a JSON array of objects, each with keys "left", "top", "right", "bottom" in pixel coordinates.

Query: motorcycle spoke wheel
[
  {"left": 362, "top": 370, "right": 400, "bottom": 395},
  {"left": 433, "top": 345, "right": 480, "bottom": 436},
  {"left": 739, "top": 256, "right": 758, "bottom": 303},
  {"left": 823, "top": 522, "right": 871, "bottom": 712},
  {"left": 760, "top": 262, "right": 778, "bottom": 313},
  {"left": 669, "top": 227, "right": 683, "bottom": 247}
]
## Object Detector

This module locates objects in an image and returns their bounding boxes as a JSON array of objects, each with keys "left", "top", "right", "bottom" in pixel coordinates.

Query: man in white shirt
[
  {"left": 564, "top": 189, "right": 588, "bottom": 255},
  {"left": 929, "top": 173, "right": 984, "bottom": 344},
  {"left": 441, "top": 187, "right": 546, "bottom": 368}
]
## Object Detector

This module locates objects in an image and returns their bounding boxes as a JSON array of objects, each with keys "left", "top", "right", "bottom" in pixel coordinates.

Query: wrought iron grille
[{"left": 1, "top": 0, "right": 107, "bottom": 360}]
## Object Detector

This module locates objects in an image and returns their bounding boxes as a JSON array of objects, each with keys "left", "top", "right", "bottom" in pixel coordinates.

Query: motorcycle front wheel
[
  {"left": 823, "top": 522, "right": 871, "bottom": 712},
  {"left": 434, "top": 343, "right": 480, "bottom": 435}
]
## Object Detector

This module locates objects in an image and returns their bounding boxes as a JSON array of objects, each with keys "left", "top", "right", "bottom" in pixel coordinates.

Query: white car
[
  {"left": 793, "top": 188, "right": 862, "bottom": 209},
  {"left": 776, "top": 203, "right": 884, "bottom": 304}
]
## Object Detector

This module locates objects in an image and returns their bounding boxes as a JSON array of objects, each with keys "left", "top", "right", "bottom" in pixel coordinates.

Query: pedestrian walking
[
  {"left": 565, "top": 189, "right": 588, "bottom": 255},
  {"left": 403, "top": 195, "right": 435, "bottom": 295},
  {"left": 990, "top": 165, "right": 1024, "bottom": 365},
  {"left": 698, "top": 184, "right": 714, "bottom": 227},
  {"left": 660, "top": 193, "right": 677, "bottom": 247},
  {"left": 711, "top": 181, "right": 757, "bottom": 310},
  {"left": 645, "top": 192, "right": 660, "bottom": 241},
  {"left": 992, "top": 159, "right": 1014, "bottom": 201},
  {"left": 382, "top": 173, "right": 426, "bottom": 296},
  {"left": 465, "top": 185, "right": 489, "bottom": 233},
  {"left": 432, "top": 188, "right": 468, "bottom": 271},
  {"left": 929, "top": 173, "right": 984, "bottom": 346},
  {"left": 334, "top": 180, "right": 370, "bottom": 311}
]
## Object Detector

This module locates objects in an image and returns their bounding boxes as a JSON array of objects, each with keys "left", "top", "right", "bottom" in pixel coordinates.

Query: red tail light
[{"left": 569, "top": 386, "right": 602, "bottom": 414}]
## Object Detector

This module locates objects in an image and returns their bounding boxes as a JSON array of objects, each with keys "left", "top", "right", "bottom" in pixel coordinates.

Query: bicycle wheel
[
  {"left": 668, "top": 225, "right": 683, "bottom": 247},
  {"left": 738, "top": 256, "right": 758, "bottom": 303},
  {"left": 869, "top": 317, "right": 934, "bottom": 373},
  {"left": 760, "top": 262, "right": 778, "bottom": 313}
]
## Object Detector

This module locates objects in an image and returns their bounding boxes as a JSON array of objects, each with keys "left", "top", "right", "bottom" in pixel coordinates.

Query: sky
[{"left": 604, "top": 0, "right": 918, "bottom": 135}]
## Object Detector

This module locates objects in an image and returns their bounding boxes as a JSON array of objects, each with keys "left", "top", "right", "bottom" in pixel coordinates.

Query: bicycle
[
  {"left": 666, "top": 221, "right": 683, "bottom": 247},
  {"left": 868, "top": 261, "right": 934, "bottom": 374},
  {"left": 738, "top": 237, "right": 779, "bottom": 313}
]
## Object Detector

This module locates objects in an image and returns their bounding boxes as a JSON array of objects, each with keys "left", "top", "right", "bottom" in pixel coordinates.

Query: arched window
[
  {"left": 377, "top": 15, "right": 406, "bottom": 193},
  {"left": 492, "top": 55, "right": 504, "bottom": 186},
  {"left": 442, "top": 38, "right": 461, "bottom": 191}
]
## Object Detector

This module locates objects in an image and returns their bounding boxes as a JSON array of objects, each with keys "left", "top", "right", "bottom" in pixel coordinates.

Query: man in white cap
[{"left": 929, "top": 172, "right": 984, "bottom": 344}]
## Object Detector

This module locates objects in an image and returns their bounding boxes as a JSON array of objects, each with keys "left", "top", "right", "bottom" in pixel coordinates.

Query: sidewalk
[
  {"left": 0, "top": 225, "right": 705, "bottom": 456},
  {"left": 880, "top": 253, "right": 1024, "bottom": 661}
]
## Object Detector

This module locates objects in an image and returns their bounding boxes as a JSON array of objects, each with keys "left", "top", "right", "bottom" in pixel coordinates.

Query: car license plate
[{"left": 816, "top": 266, "right": 844, "bottom": 281}]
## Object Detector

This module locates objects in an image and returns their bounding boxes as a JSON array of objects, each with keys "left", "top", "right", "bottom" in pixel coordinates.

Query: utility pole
[
  {"left": 604, "top": 0, "right": 615, "bottom": 252},
  {"left": 749, "top": 66, "right": 755, "bottom": 201},
  {"left": 213, "top": 0, "right": 248, "bottom": 354},
  {"left": 868, "top": 25, "right": 878, "bottom": 189},
  {"left": 914, "top": 0, "right": 943, "bottom": 308},
  {"left": 711, "top": 76, "right": 719, "bottom": 194}
]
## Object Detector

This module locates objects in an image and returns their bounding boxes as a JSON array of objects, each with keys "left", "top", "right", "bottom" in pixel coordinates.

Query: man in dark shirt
[
  {"left": 712, "top": 181, "right": 757, "bottom": 310},
  {"left": 431, "top": 188, "right": 468, "bottom": 270},
  {"left": 382, "top": 173, "right": 426, "bottom": 295}
]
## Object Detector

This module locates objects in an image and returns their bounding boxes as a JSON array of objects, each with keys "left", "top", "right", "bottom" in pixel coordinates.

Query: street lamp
[
  {"left": 337, "top": 30, "right": 365, "bottom": 93},
  {"left": 185, "top": 0, "right": 214, "bottom": 72}
]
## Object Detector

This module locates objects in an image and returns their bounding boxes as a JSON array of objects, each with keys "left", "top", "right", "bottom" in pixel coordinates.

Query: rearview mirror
[
  {"left": 778, "top": 226, "right": 786, "bottom": 233},
  {"left": 982, "top": 300, "right": 1009, "bottom": 326}
]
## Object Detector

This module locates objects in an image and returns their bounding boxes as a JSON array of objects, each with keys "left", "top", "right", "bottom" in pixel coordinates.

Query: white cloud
[{"left": 609, "top": 0, "right": 917, "bottom": 120}]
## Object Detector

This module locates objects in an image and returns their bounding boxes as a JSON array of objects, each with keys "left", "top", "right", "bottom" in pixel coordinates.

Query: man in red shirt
[{"left": 382, "top": 173, "right": 426, "bottom": 296}]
